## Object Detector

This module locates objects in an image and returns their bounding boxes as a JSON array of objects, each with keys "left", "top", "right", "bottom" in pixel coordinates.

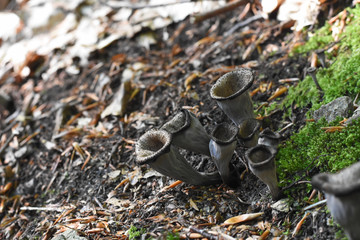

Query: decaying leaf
[
  {"left": 222, "top": 212, "right": 264, "bottom": 226},
  {"left": 189, "top": 198, "right": 199, "bottom": 211},
  {"left": 101, "top": 79, "right": 133, "bottom": 118}
]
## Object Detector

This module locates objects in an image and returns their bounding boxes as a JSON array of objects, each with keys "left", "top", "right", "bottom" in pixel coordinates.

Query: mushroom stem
[
  {"left": 238, "top": 118, "right": 260, "bottom": 148},
  {"left": 160, "top": 109, "right": 211, "bottom": 156},
  {"left": 307, "top": 67, "right": 323, "bottom": 92},
  {"left": 315, "top": 49, "right": 326, "bottom": 68},
  {"left": 245, "top": 145, "right": 280, "bottom": 200},
  {"left": 312, "top": 161, "right": 360, "bottom": 240},
  {"left": 258, "top": 128, "right": 281, "bottom": 153},
  {"left": 136, "top": 130, "right": 221, "bottom": 185},
  {"left": 209, "top": 123, "right": 240, "bottom": 188},
  {"left": 210, "top": 69, "right": 255, "bottom": 126}
]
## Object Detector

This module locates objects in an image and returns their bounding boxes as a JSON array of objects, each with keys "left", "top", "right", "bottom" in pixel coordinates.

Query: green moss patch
[
  {"left": 272, "top": 5, "right": 360, "bottom": 192},
  {"left": 277, "top": 118, "right": 360, "bottom": 186},
  {"left": 282, "top": 5, "right": 360, "bottom": 111}
]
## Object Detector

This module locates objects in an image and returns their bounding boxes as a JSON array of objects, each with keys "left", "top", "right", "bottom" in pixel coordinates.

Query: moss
[
  {"left": 277, "top": 118, "right": 360, "bottom": 187},
  {"left": 128, "top": 225, "right": 147, "bottom": 240},
  {"left": 279, "top": 5, "right": 360, "bottom": 112}
]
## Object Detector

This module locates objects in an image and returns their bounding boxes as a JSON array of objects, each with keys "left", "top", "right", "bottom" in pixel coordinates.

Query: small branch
[
  {"left": 192, "top": 0, "right": 251, "bottom": 23},
  {"left": 102, "top": 0, "right": 191, "bottom": 10}
]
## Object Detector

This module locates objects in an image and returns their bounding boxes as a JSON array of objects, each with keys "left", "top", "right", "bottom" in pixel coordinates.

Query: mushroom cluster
[{"left": 135, "top": 68, "right": 282, "bottom": 200}]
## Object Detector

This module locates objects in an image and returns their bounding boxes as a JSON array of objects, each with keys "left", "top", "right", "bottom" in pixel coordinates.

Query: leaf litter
[{"left": 0, "top": 0, "right": 354, "bottom": 239}]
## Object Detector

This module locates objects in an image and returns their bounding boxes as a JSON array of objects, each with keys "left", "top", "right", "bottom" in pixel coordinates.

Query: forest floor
[{"left": 0, "top": 0, "right": 356, "bottom": 239}]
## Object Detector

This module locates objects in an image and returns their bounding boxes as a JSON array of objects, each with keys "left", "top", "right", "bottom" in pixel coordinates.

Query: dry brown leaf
[
  {"left": 222, "top": 212, "right": 264, "bottom": 226},
  {"left": 146, "top": 214, "right": 165, "bottom": 222},
  {"left": 189, "top": 198, "right": 199, "bottom": 211},
  {"left": 267, "top": 86, "right": 288, "bottom": 101}
]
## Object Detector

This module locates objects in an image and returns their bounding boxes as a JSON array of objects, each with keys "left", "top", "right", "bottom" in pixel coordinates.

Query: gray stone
[
  {"left": 52, "top": 229, "right": 87, "bottom": 240},
  {"left": 313, "top": 96, "right": 353, "bottom": 122},
  {"left": 345, "top": 108, "right": 360, "bottom": 126}
]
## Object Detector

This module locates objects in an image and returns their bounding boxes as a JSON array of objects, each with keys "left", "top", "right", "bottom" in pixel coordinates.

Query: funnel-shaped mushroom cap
[
  {"left": 245, "top": 145, "right": 280, "bottom": 200},
  {"left": 136, "top": 129, "right": 221, "bottom": 185},
  {"left": 160, "top": 109, "right": 210, "bottom": 156},
  {"left": 312, "top": 161, "right": 360, "bottom": 240},
  {"left": 238, "top": 118, "right": 260, "bottom": 148},
  {"left": 258, "top": 128, "right": 281, "bottom": 152},
  {"left": 209, "top": 123, "right": 240, "bottom": 187},
  {"left": 210, "top": 69, "right": 254, "bottom": 126}
]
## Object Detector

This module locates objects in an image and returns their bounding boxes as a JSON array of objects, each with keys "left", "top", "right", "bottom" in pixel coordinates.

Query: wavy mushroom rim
[
  {"left": 259, "top": 128, "right": 282, "bottom": 141},
  {"left": 160, "top": 109, "right": 191, "bottom": 135},
  {"left": 210, "top": 69, "right": 254, "bottom": 101},
  {"left": 239, "top": 118, "right": 261, "bottom": 140},
  {"left": 312, "top": 172, "right": 360, "bottom": 197},
  {"left": 245, "top": 144, "right": 275, "bottom": 169},
  {"left": 210, "top": 122, "right": 239, "bottom": 145},
  {"left": 135, "top": 129, "right": 172, "bottom": 165}
]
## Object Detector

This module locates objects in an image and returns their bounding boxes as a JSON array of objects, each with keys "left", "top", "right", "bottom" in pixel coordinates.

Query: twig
[
  {"left": 225, "top": 14, "right": 263, "bottom": 36},
  {"left": 282, "top": 154, "right": 330, "bottom": 191},
  {"left": 106, "top": 138, "right": 123, "bottom": 167},
  {"left": 101, "top": 0, "right": 192, "bottom": 10},
  {"left": 303, "top": 199, "right": 327, "bottom": 211},
  {"left": 292, "top": 212, "right": 311, "bottom": 237},
  {"left": 0, "top": 132, "right": 16, "bottom": 160},
  {"left": 20, "top": 206, "right": 70, "bottom": 212},
  {"left": 192, "top": 0, "right": 251, "bottom": 23},
  {"left": 189, "top": 226, "right": 236, "bottom": 240}
]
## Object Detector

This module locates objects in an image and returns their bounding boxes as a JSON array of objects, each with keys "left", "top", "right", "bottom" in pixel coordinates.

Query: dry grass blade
[
  {"left": 292, "top": 212, "right": 310, "bottom": 237},
  {"left": 189, "top": 198, "right": 199, "bottom": 211},
  {"left": 222, "top": 212, "right": 264, "bottom": 226},
  {"left": 160, "top": 180, "right": 183, "bottom": 192},
  {"left": 320, "top": 126, "right": 344, "bottom": 132},
  {"left": 267, "top": 86, "right": 288, "bottom": 101}
]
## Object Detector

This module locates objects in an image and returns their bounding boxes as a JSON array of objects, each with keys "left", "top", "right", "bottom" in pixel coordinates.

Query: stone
[
  {"left": 313, "top": 96, "right": 353, "bottom": 122},
  {"left": 345, "top": 107, "right": 360, "bottom": 126},
  {"left": 52, "top": 229, "right": 87, "bottom": 240},
  {"left": 271, "top": 198, "right": 290, "bottom": 213}
]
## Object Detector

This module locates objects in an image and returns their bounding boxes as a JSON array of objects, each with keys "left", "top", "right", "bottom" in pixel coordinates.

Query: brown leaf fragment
[
  {"left": 189, "top": 198, "right": 199, "bottom": 211},
  {"left": 222, "top": 212, "right": 264, "bottom": 226},
  {"left": 321, "top": 126, "right": 344, "bottom": 133},
  {"left": 146, "top": 214, "right": 165, "bottom": 222},
  {"left": 101, "top": 79, "right": 133, "bottom": 118},
  {"left": 160, "top": 180, "right": 183, "bottom": 192},
  {"left": 267, "top": 86, "right": 288, "bottom": 101},
  {"left": 292, "top": 212, "right": 310, "bottom": 237}
]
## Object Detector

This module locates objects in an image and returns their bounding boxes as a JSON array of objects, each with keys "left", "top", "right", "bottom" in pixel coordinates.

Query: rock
[
  {"left": 345, "top": 108, "right": 360, "bottom": 126},
  {"left": 271, "top": 198, "right": 290, "bottom": 213},
  {"left": 52, "top": 229, "right": 87, "bottom": 240},
  {"left": 313, "top": 96, "right": 353, "bottom": 122}
]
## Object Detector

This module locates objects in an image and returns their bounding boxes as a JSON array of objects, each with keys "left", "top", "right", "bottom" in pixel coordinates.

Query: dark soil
[{"left": 0, "top": 1, "right": 347, "bottom": 239}]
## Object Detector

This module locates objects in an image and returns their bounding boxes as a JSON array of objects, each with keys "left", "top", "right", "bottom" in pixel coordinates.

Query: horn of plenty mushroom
[
  {"left": 209, "top": 123, "right": 241, "bottom": 188},
  {"left": 312, "top": 161, "right": 360, "bottom": 240},
  {"left": 160, "top": 109, "right": 211, "bottom": 156},
  {"left": 136, "top": 129, "right": 221, "bottom": 185},
  {"left": 210, "top": 69, "right": 255, "bottom": 127},
  {"left": 245, "top": 144, "right": 281, "bottom": 200}
]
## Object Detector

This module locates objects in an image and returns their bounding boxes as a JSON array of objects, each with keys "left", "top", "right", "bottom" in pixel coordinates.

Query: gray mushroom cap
[
  {"left": 245, "top": 144, "right": 280, "bottom": 200},
  {"left": 135, "top": 129, "right": 221, "bottom": 185},
  {"left": 312, "top": 161, "right": 360, "bottom": 196},
  {"left": 211, "top": 122, "right": 238, "bottom": 145},
  {"left": 209, "top": 123, "right": 240, "bottom": 188},
  {"left": 136, "top": 129, "right": 172, "bottom": 165},
  {"left": 210, "top": 69, "right": 255, "bottom": 126},
  {"left": 210, "top": 69, "right": 254, "bottom": 101},
  {"left": 160, "top": 109, "right": 211, "bottom": 156}
]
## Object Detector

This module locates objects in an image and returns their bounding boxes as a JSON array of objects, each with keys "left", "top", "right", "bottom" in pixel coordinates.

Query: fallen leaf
[
  {"left": 189, "top": 198, "right": 199, "bottom": 211},
  {"left": 222, "top": 212, "right": 264, "bottom": 226}
]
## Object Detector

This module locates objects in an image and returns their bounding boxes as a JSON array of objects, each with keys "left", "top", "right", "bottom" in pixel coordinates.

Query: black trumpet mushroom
[
  {"left": 136, "top": 129, "right": 221, "bottom": 185},
  {"left": 209, "top": 123, "right": 241, "bottom": 188},
  {"left": 160, "top": 109, "right": 211, "bottom": 156}
]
